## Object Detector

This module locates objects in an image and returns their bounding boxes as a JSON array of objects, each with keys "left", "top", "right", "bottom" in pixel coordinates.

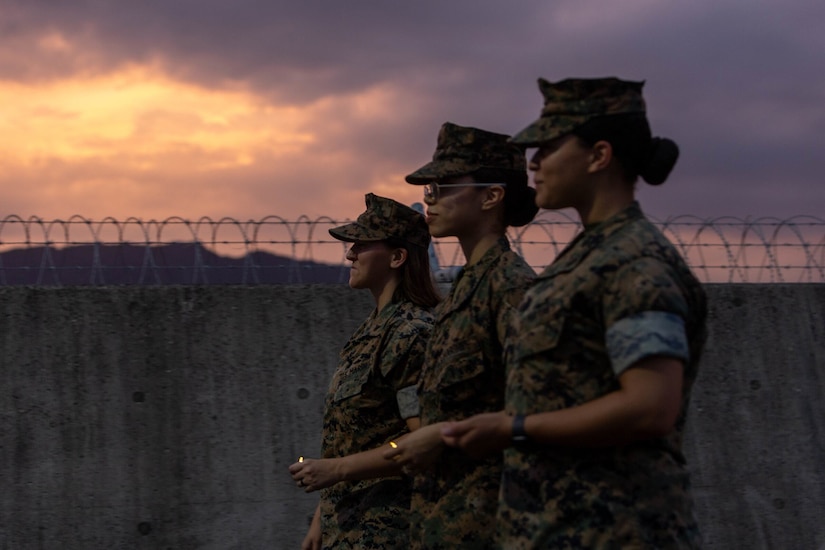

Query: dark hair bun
[
  {"left": 505, "top": 186, "right": 539, "bottom": 227},
  {"left": 641, "top": 137, "right": 679, "bottom": 186}
]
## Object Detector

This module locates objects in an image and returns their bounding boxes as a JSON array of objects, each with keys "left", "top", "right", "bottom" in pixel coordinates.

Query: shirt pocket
[
  {"left": 332, "top": 363, "right": 371, "bottom": 403},
  {"left": 431, "top": 349, "right": 491, "bottom": 408},
  {"left": 511, "top": 308, "right": 567, "bottom": 362}
]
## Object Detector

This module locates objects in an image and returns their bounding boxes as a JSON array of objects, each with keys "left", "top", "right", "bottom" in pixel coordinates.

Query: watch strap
[{"left": 512, "top": 414, "right": 528, "bottom": 446}]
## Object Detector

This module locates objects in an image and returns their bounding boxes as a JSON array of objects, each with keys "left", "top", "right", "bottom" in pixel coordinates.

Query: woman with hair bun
[{"left": 441, "top": 78, "right": 708, "bottom": 548}]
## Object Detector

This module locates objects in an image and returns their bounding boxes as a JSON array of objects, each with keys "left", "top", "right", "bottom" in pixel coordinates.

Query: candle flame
[{"left": 298, "top": 456, "right": 304, "bottom": 462}]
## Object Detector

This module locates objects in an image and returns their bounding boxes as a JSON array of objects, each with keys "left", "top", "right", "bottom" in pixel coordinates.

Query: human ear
[
  {"left": 389, "top": 247, "right": 408, "bottom": 269},
  {"left": 480, "top": 185, "right": 506, "bottom": 211},
  {"left": 587, "top": 140, "right": 613, "bottom": 173}
]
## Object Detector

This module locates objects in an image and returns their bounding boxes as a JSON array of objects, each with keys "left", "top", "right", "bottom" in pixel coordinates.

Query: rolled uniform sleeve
[
  {"left": 396, "top": 385, "right": 420, "bottom": 419},
  {"left": 606, "top": 311, "right": 688, "bottom": 375},
  {"left": 604, "top": 257, "right": 691, "bottom": 375},
  {"left": 378, "top": 309, "right": 432, "bottom": 421}
]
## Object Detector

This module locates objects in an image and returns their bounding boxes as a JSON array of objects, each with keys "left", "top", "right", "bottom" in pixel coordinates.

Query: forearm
[
  {"left": 301, "top": 504, "right": 321, "bottom": 550},
  {"left": 335, "top": 442, "right": 405, "bottom": 482},
  {"left": 524, "top": 392, "right": 668, "bottom": 448},
  {"left": 442, "top": 359, "right": 683, "bottom": 456},
  {"left": 520, "top": 356, "right": 684, "bottom": 448}
]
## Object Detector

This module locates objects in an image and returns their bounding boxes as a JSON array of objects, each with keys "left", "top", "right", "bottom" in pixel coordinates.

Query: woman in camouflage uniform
[
  {"left": 442, "top": 78, "right": 708, "bottom": 548},
  {"left": 289, "top": 193, "right": 440, "bottom": 549},
  {"left": 384, "top": 123, "right": 538, "bottom": 549}
]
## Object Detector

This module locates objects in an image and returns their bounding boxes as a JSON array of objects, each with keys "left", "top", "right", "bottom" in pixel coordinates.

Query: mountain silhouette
[{"left": 0, "top": 242, "right": 350, "bottom": 285}]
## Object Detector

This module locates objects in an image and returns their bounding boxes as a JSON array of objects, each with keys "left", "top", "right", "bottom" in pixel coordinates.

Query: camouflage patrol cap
[
  {"left": 510, "top": 77, "right": 647, "bottom": 147},
  {"left": 329, "top": 193, "right": 430, "bottom": 248},
  {"left": 405, "top": 122, "right": 526, "bottom": 184}
]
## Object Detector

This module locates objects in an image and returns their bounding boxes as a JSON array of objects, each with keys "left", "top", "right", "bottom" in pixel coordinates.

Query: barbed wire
[{"left": 0, "top": 212, "right": 822, "bottom": 285}]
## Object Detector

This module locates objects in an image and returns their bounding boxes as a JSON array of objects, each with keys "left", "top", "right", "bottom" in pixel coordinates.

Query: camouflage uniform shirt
[
  {"left": 499, "top": 203, "right": 707, "bottom": 549},
  {"left": 320, "top": 299, "right": 434, "bottom": 549},
  {"left": 411, "top": 237, "right": 535, "bottom": 550}
]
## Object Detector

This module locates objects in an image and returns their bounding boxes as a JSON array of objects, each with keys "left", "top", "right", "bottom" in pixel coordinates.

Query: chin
[
  {"left": 427, "top": 225, "right": 449, "bottom": 239},
  {"left": 535, "top": 195, "right": 559, "bottom": 210}
]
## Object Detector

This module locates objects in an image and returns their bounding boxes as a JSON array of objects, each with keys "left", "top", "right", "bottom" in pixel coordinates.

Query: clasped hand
[
  {"left": 382, "top": 423, "right": 445, "bottom": 475},
  {"left": 440, "top": 411, "right": 511, "bottom": 459}
]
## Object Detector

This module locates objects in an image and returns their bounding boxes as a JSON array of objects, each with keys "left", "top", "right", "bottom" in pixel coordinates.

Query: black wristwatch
[{"left": 512, "top": 414, "right": 529, "bottom": 447}]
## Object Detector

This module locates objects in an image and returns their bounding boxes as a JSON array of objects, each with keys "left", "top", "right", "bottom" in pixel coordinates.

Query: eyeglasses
[
  {"left": 347, "top": 241, "right": 388, "bottom": 256},
  {"left": 422, "top": 182, "right": 507, "bottom": 203}
]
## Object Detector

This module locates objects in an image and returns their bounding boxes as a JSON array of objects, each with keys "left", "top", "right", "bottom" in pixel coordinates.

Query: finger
[
  {"left": 441, "top": 433, "right": 459, "bottom": 447},
  {"left": 440, "top": 421, "right": 457, "bottom": 436},
  {"left": 386, "top": 440, "right": 402, "bottom": 457}
]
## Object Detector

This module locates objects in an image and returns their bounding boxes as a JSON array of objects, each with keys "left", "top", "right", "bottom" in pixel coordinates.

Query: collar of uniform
[
  {"left": 439, "top": 235, "right": 512, "bottom": 317},
  {"left": 538, "top": 202, "right": 644, "bottom": 279},
  {"left": 350, "top": 299, "right": 400, "bottom": 341},
  {"left": 370, "top": 299, "right": 404, "bottom": 333}
]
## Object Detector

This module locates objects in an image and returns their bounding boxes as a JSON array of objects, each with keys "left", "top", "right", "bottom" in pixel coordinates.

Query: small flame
[{"left": 298, "top": 456, "right": 304, "bottom": 462}]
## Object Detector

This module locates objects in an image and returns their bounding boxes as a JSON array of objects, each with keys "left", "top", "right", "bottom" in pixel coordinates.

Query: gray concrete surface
[
  {"left": 685, "top": 284, "right": 825, "bottom": 549},
  {"left": 0, "top": 284, "right": 823, "bottom": 549}
]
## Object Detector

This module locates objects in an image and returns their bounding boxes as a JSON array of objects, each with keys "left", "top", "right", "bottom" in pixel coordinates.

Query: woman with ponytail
[
  {"left": 441, "top": 78, "right": 708, "bottom": 549},
  {"left": 383, "top": 122, "right": 537, "bottom": 549},
  {"left": 289, "top": 194, "right": 438, "bottom": 550}
]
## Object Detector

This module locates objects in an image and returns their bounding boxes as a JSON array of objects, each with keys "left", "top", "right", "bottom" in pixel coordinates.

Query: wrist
[
  {"left": 511, "top": 414, "right": 530, "bottom": 447},
  {"left": 335, "top": 457, "right": 349, "bottom": 482}
]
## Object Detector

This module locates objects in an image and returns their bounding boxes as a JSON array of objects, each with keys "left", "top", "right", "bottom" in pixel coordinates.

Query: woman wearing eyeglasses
[
  {"left": 441, "top": 78, "right": 708, "bottom": 548},
  {"left": 384, "top": 122, "right": 538, "bottom": 549},
  {"left": 289, "top": 193, "right": 440, "bottom": 550}
]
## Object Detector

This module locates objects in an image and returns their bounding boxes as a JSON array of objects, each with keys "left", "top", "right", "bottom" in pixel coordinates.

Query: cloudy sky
[{"left": 1, "top": 0, "right": 822, "bottom": 225}]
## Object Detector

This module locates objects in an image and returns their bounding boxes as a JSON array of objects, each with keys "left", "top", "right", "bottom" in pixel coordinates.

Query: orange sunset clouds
[{"left": 0, "top": 53, "right": 427, "bottom": 221}]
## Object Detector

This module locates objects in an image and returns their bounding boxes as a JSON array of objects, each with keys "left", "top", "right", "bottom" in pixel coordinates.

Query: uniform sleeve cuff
[
  {"left": 606, "top": 311, "right": 689, "bottom": 375},
  {"left": 396, "top": 385, "right": 420, "bottom": 419}
]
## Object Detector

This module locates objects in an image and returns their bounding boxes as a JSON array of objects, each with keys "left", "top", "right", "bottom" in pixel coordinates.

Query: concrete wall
[
  {"left": 0, "top": 285, "right": 823, "bottom": 549},
  {"left": 684, "top": 284, "right": 825, "bottom": 549}
]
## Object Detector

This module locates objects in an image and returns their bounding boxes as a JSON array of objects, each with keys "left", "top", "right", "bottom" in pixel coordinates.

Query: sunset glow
[
  {"left": 0, "top": 2, "right": 821, "bottom": 225},
  {"left": 0, "top": 58, "right": 428, "bottom": 221}
]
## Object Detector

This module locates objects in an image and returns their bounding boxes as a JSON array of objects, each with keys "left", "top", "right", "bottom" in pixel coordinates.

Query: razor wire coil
[{"left": 0, "top": 213, "right": 822, "bottom": 285}]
